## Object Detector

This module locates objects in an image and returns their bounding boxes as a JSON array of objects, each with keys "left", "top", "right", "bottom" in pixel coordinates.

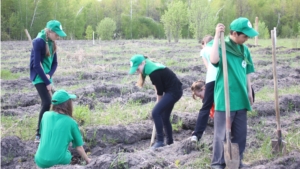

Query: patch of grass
[
  {"left": 90, "top": 101, "right": 154, "bottom": 126},
  {"left": 186, "top": 143, "right": 211, "bottom": 168},
  {"left": 171, "top": 117, "right": 183, "bottom": 132},
  {"left": 247, "top": 38, "right": 300, "bottom": 48},
  {"left": 1, "top": 114, "right": 38, "bottom": 140},
  {"left": 244, "top": 136, "right": 274, "bottom": 162},
  {"left": 1, "top": 69, "right": 21, "bottom": 80},
  {"left": 110, "top": 151, "right": 129, "bottom": 169},
  {"left": 256, "top": 85, "right": 300, "bottom": 102},
  {"left": 174, "top": 97, "right": 201, "bottom": 113},
  {"left": 248, "top": 110, "right": 258, "bottom": 117},
  {"left": 286, "top": 122, "right": 300, "bottom": 151},
  {"left": 73, "top": 105, "right": 92, "bottom": 126}
]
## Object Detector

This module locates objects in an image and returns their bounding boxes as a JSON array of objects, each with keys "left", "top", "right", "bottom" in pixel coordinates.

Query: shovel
[
  {"left": 270, "top": 30, "right": 286, "bottom": 154},
  {"left": 150, "top": 124, "right": 156, "bottom": 147},
  {"left": 220, "top": 32, "right": 240, "bottom": 169}
]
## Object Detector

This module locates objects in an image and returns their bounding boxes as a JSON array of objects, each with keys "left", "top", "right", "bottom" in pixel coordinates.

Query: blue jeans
[{"left": 152, "top": 91, "right": 182, "bottom": 145}]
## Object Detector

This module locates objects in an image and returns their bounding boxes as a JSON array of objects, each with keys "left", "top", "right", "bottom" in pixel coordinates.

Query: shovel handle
[
  {"left": 220, "top": 32, "right": 231, "bottom": 131},
  {"left": 271, "top": 30, "right": 281, "bottom": 131},
  {"left": 150, "top": 124, "right": 156, "bottom": 147}
]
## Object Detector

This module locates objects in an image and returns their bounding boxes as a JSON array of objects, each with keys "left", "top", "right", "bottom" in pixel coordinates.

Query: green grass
[
  {"left": 247, "top": 38, "right": 300, "bottom": 48},
  {"left": 1, "top": 69, "right": 21, "bottom": 80},
  {"left": 256, "top": 85, "right": 300, "bottom": 102},
  {"left": 1, "top": 114, "right": 38, "bottom": 140},
  {"left": 286, "top": 120, "right": 300, "bottom": 151},
  {"left": 186, "top": 143, "right": 212, "bottom": 168}
]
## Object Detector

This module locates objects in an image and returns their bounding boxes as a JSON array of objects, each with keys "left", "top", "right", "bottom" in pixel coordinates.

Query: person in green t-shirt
[
  {"left": 34, "top": 89, "right": 91, "bottom": 168},
  {"left": 209, "top": 17, "right": 258, "bottom": 169},
  {"left": 30, "top": 20, "right": 67, "bottom": 143}
]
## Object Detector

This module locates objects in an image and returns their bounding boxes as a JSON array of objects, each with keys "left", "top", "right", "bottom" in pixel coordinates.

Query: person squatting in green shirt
[
  {"left": 29, "top": 20, "right": 67, "bottom": 143},
  {"left": 34, "top": 89, "right": 91, "bottom": 168},
  {"left": 209, "top": 17, "right": 258, "bottom": 169}
]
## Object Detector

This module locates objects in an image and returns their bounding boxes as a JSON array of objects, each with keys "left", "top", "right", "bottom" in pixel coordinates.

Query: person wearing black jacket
[{"left": 129, "top": 54, "right": 183, "bottom": 149}]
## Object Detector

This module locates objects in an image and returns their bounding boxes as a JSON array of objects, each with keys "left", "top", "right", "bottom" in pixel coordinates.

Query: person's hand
[
  {"left": 248, "top": 92, "right": 254, "bottom": 105},
  {"left": 46, "top": 84, "right": 52, "bottom": 92},
  {"left": 215, "top": 23, "right": 225, "bottom": 37},
  {"left": 46, "top": 74, "right": 50, "bottom": 80},
  {"left": 86, "top": 158, "right": 91, "bottom": 164}
]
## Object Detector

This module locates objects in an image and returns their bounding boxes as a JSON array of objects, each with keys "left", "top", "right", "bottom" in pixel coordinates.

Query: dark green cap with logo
[{"left": 230, "top": 17, "right": 259, "bottom": 38}]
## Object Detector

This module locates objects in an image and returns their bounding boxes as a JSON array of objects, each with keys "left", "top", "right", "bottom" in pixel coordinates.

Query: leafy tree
[
  {"left": 281, "top": 25, "right": 293, "bottom": 38},
  {"left": 1, "top": 0, "right": 300, "bottom": 40},
  {"left": 298, "top": 22, "right": 300, "bottom": 38},
  {"left": 257, "top": 21, "right": 270, "bottom": 39},
  {"left": 121, "top": 15, "right": 164, "bottom": 39},
  {"left": 96, "top": 17, "right": 116, "bottom": 40},
  {"left": 161, "top": 1, "right": 188, "bottom": 42},
  {"left": 161, "top": 11, "right": 172, "bottom": 42},
  {"left": 85, "top": 25, "right": 94, "bottom": 40},
  {"left": 189, "top": 0, "right": 218, "bottom": 42}
]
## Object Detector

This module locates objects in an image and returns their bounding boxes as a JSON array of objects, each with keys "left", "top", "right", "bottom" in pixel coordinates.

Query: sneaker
[
  {"left": 34, "top": 136, "right": 40, "bottom": 143},
  {"left": 239, "top": 162, "right": 250, "bottom": 168},
  {"left": 211, "top": 165, "right": 226, "bottom": 169},
  {"left": 151, "top": 141, "right": 165, "bottom": 150},
  {"left": 191, "top": 135, "right": 198, "bottom": 143}
]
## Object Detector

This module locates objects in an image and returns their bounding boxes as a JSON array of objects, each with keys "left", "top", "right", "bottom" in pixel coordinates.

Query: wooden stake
[{"left": 255, "top": 17, "right": 258, "bottom": 46}]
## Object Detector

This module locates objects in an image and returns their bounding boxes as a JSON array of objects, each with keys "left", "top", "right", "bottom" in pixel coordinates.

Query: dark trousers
[
  {"left": 211, "top": 109, "right": 247, "bottom": 167},
  {"left": 193, "top": 81, "right": 215, "bottom": 139},
  {"left": 35, "top": 83, "right": 52, "bottom": 136},
  {"left": 152, "top": 91, "right": 182, "bottom": 145}
]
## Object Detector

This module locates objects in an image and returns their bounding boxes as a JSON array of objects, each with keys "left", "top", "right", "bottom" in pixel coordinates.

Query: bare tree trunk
[{"left": 30, "top": 0, "right": 39, "bottom": 29}]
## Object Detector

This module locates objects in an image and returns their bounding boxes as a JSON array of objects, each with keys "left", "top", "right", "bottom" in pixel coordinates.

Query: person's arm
[
  {"left": 75, "top": 146, "right": 91, "bottom": 164},
  {"left": 154, "top": 85, "right": 163, "bottom": 103},
  {"left": 149, "top": 70, "right": 164, "bottom": 102},
  {"left": 210, "top": 23, "right": 225, "bottom": 64},
  {"left": 47, "top": 52, "right": 57, "bottom": 78},
  {"left": 32, "top": 39, "right": 51, "bottom": 85},
  {"left": 247, "top": 74, "right": 253, "bottom": 105},
  {"left": 202, "top": 56, "right": 208, "bottom": 69}
]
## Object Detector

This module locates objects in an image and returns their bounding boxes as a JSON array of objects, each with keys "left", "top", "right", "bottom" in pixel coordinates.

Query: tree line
[{"left": 1, "top": 0, "right": 300, "bottom": 41}]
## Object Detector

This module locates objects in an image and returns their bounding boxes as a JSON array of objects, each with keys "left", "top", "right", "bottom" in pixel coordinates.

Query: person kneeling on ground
[
  {"left": 34, "top": 89, "right": 91, "bottom": 168},
  {"left": 128, "top": 54, "right": 183, "bottom": 149}
]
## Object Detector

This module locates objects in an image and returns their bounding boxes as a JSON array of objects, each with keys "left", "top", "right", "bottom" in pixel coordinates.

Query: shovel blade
[
  {"left": 224, "top": 141, "right": 240, "bottom": 169},
  {"left": 271, "top": 139, "right": 287, "bottom": 154}
]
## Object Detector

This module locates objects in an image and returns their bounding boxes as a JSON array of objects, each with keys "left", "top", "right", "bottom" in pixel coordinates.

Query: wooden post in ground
[
  {"left": 274, "top": 27, "right": 277, "bottom": 46},
  {"left": 255, "top": 17, "right": 258, "bottom": 46},
  {"left": 93, "top": 31, "right": 95, "bottom": 45}
]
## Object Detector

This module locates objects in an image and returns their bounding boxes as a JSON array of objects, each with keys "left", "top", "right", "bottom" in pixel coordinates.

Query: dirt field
[{"left": 1, "top": 40, "right": 300, "bottom": 169}]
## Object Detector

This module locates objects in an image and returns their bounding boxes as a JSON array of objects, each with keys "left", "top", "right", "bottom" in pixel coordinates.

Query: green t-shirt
[
  {"left": 213, "top": 43, "right": 255, "bottom": 111},
  {"left": 34, "top": 111, "right": 83, "bottom": 168}
]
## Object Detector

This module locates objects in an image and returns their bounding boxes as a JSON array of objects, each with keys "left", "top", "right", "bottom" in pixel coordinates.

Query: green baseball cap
[
  {"left": 230, "top": 17, "right": 259, "bottom": 38},
  {"left": 51, "top": 89, "right": 76, "bottom": 105},
  {"left": 46, "top": 20, "right": 67, "bottom": 37},
  {"left": 129, "top": 54, "right": 145, "bottom": 74}
]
